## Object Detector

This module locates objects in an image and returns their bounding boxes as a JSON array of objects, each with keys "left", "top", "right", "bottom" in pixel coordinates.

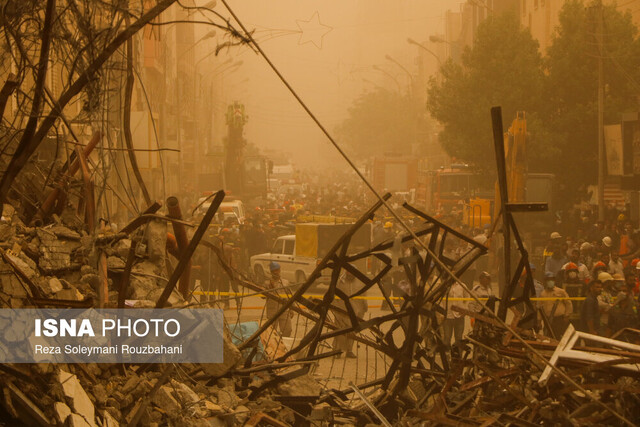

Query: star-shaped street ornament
[{"left": 296, "top": 12, "right": 332, "bottom": 49}]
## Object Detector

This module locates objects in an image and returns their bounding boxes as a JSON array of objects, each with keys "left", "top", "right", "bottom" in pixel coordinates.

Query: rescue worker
[
  {"left": 540, "top": 272, "right": 573, "bottom": 338},
  {"left": 333, "top": 270, "right": 367, "bottom": 358},
  {"left": 608, "top": 284, "right": 640, "bottom": 336},
  {"left": 562, "top": 249, "right": 591, "bottom": 282},
  {"left": 597, "top": 272, "right": 616, "bottom": 336},
  {"left": 545, "top": 238, "right": 567, "bottom": 278},
  {"left": 580, "top": 280, "right": 603, "bottom": 335},
  {"left": 469, "top": 271, "right": 493, "bottom": 315},
  {"left": 442, "top": 280, "right": 467, "bottom": 356},
  {"left": 469, "top": 271, "right": 495, "bottom": 331},
  {"left": 609, "top": 251, "right": 624, "bottom": 277},
  {"left": 265, "top": 262, "right": 293, "bottom": 337}
]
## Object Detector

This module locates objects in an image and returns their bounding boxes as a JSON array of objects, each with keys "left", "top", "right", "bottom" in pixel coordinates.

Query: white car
[
  {"left": 196, "top": 198, "right": 246, "bottom": 225},
  {"left": 250, "top": 235, "right": 317, "bottom": 285}
]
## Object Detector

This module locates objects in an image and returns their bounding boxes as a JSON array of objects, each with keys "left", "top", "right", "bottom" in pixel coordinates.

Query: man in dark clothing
[
  {"left": 608, "top": 284, "right": 640, "bottom": 334},
  {"left": 580, "top": 280, "right": 603, "bottom": 335}
]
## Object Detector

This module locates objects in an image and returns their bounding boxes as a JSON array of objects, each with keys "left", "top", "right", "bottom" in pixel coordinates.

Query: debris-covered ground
[{"left": 0, "top": 187, "right": 639, "bottom": 427}]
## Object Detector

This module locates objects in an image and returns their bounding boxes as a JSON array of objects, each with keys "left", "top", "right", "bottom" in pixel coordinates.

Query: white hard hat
[
  {"left": 598, "top": 272, "right": 614, "bottom": 282},
  {"left": 602, "top": 236, "right": 612, "bottom": 247},
  {"left": 550, "top": 232, "right": 562, "bottom": 240}
]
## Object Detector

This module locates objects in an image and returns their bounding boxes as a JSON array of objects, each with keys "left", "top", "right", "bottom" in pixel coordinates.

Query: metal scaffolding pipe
[{"left": 167, "top": 196, "right": 191, "bottom": 299}]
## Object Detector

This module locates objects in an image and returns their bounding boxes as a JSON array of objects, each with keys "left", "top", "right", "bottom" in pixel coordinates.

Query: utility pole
[{"left": 597, "top": 1, "right": 605, "bottom": 221}]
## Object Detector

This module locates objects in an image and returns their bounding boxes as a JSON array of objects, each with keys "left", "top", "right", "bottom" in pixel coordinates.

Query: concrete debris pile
[
  {"left": 0, "top": 189, "right": 306, "bottom": 426},
  {"left": 1, "top": 363, "right": 303, "bottom": 427},
  {"left": 0, "top": 186, "right": 639, "bottom": 426},
  {"left": 0, "top": 199, "right": 189, "bottom": 309},
  {"left": 0, "top": 217, "right": 170, "bottom": 310}
]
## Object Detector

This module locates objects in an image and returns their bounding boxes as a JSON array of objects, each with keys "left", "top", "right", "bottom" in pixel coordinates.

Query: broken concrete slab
[
  {"left": 214, "top": 387, "right": 239, "bottom": 410},
  {"left": 145, "top": 220, "right": 167, "bottom": 264},
  {"left": 107, "top": 256, "right": 125, "bottom": 270},
  {"left": 6, "top": 382, "right": 51, "bottom": 426},
  {"left": 113, "top": 239, "right": 131, "bottom": 259},
  {"left": 128, "top": 261, "right": 162, "bottom": 300},
  {"left": 54, "top": 287, "right": 85, "bottom": 301},
  {"left": 202, "top": 400, "right": 224, "bottom": 416},
  {"left": 0, "top": 223, "right": 14, "bottom": 241},
  {"left": 47, "top": 277, "right": 64, "bottom": 294},
  {"left": 91, "top": 384, "right": 108, "bottom": 407},
  {"left": 54, "top": 401, "right": 72, "bottom": 424},
  {"left": 79, "top": 274, "right": 100, "bottom": 291},
  {"left": 121, "top": 375, "right": 140, "bottom": 394},
  {"left": 67, "top": 413, "right": 92, "bottom": 427},
  {"left": 1, "top": 273, "right": 28, "bottom": 297},
  {"left": 199, "top": 329, "right": 242, "bottom": 378},
  {"left": 37, "top": 228, "right": 82, "bottom": 273},
  {"left": 169, "top": 379, "right": 201, "bottom": 405},
  {"left": 276, "top": 374, "right": 322, "bottom": 397},
  {"left": 4, "top": 253, "right": 37, "bottom": 279},
  {"left": 50, "top": 225, "right": 81, "bottom": 240},
  {"left": 102, "top": 410, "right": 119, "bottom": 427},
  {"left": 151, "top": 386, "right": 181, "bottom": 413},
  {"left": 58, "top": 370, "right": 96, "bottom": 427}
]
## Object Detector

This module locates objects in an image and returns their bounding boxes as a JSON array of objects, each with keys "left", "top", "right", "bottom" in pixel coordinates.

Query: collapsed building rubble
[
  {"left": 0, "top": 183, "right": 638, "bottom": 426},
  {"left": 0, "top": 118, "right": 637, "bottom": 425}
]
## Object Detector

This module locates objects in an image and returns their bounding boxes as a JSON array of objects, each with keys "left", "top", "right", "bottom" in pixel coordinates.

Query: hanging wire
[{"left": 218, "top": 2, "right": 634, "bottom": 424}]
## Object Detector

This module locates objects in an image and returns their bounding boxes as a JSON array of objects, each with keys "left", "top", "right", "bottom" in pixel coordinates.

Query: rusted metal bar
[
  {"left": 0, "top": 74, "right": 19, "bottom": 118},
  {"left": 94, "top": 232, "right": 127, "bottom": 245},
  {"left": 155, "top": 190, "right": 225, "bottom": 308},
  {"left": 75, "top": 146, "right": 95, "bottom": 232},
  {"left": 97, "top": 250, "right": 108, "bottom": 308},
  {"left": 166, "top": 196, "right": 190, "bottom": 298},
  {"left": 239, "top": 192, "right": 391, "bottom": 351},
  {"left": 31, "top": 131, "right": 101, "bottom": 226},
  {"left": 166, "top": 233, "right": 180, "bottom": 258},
  {"left": 31, "top": 296, "right": 94, "bottom": 308},
  {"left": 118, "top": 202, "right": 162, "bottom": 308},
  {"left": 474, "top": 361, "right": 535, "bottom": 410},
  {"left": 120, "top": 213, "right": 192, "bottom": 235},
  {"left": 349, "top": 381, "right": 393, "bottom": 427}
]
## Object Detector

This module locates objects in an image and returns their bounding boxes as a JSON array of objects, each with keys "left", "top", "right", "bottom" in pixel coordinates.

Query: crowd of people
[
  {"left": 183, "top": 170, "right": 640, "bottom": 353},
  {"left": 539, "top": 218, "right": 640, "bottom": 338},
  {"left": 442, "top": 213, "right": 640, "bottom": 353}
]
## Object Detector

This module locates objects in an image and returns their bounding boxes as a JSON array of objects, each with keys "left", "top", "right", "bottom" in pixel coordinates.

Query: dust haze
[{"left": 198, "top": 0, "right": 459, "bottom": 170}]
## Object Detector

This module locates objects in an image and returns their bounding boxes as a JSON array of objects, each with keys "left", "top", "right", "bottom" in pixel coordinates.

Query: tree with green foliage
[
  {"left": 427, "top": 12, "right": 546, "bottom": 171},
  {"left": 543, "top": 0, "right": 640, "bottom": 186},
  {"left": 336, "top": 88, "right": 429, "bottom": 157}
]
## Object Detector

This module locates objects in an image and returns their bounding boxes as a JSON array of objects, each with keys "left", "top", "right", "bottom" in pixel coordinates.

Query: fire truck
[
  {"left": 416, "top": 113, "right": 554, "bottom": 230},
  {"left": 416, "top": 163, "right": 494, "bottom": 226}
]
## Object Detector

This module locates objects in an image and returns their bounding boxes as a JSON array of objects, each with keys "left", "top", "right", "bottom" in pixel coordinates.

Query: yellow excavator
[{"left": 464, "top": 112, "right": 529, "bottom": 229}]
